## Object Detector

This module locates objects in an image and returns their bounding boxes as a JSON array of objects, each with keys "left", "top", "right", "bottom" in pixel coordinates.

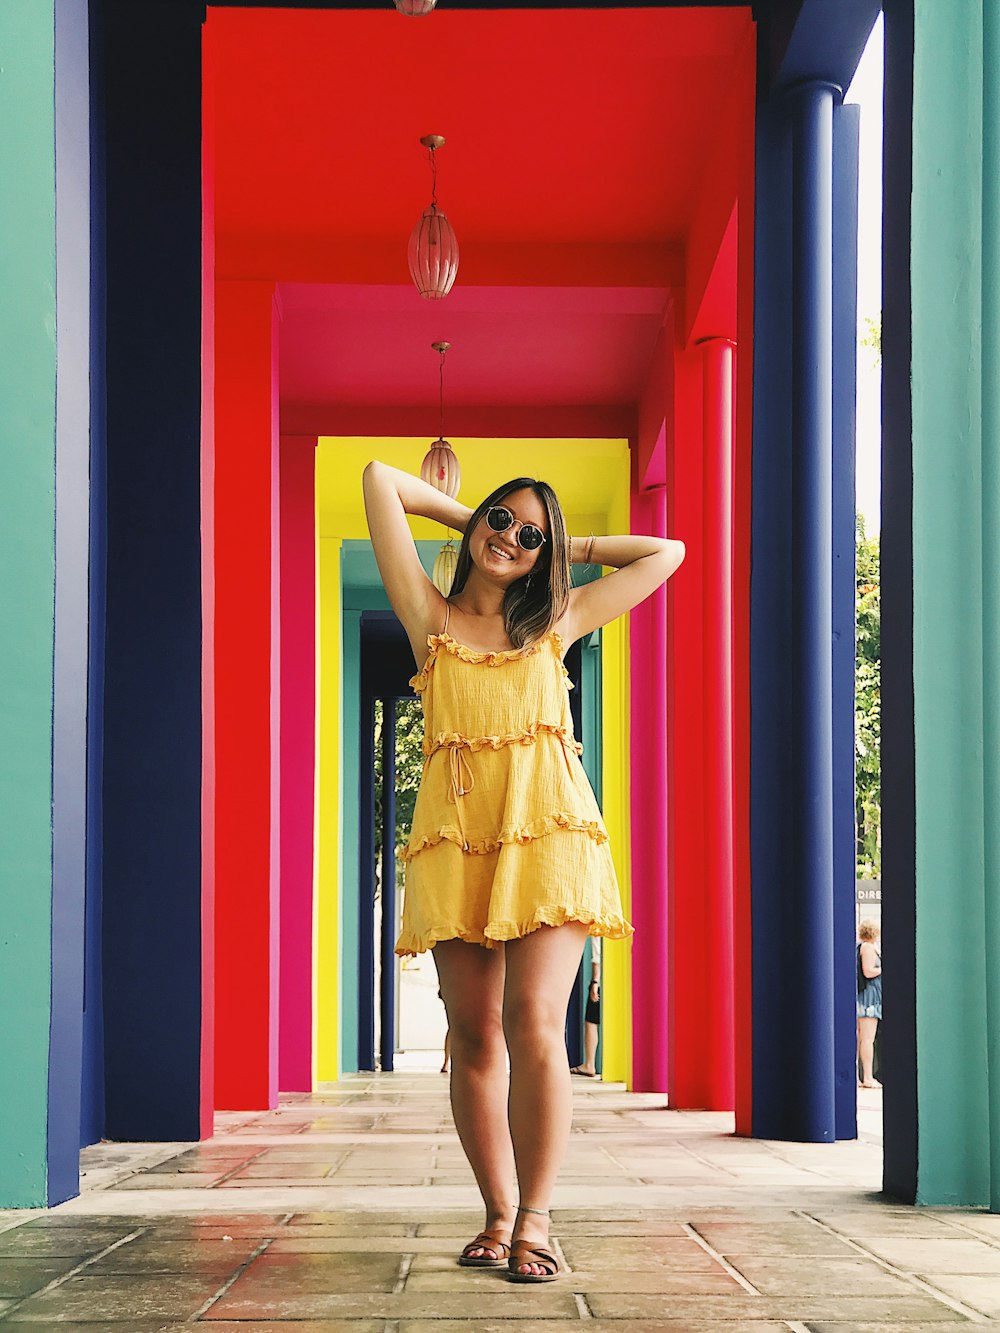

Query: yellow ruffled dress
[{"left": 395, "top": 613, "right": 633, "bottom": 955}]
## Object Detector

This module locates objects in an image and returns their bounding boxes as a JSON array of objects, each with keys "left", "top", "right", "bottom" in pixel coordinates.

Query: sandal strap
[
  {"left": 509, "top": 1243, "right": 558, "bottom": 1274},
  {"left": 462, "top": 1231, "right": 511, "bottom": 1259}
]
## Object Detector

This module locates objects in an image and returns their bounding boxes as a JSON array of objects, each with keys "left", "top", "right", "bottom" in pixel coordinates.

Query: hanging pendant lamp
[
  {"left": 420, "top": 342, "right": 461, "bottom": 595},
  {"left": 393, "top": 0, "right": 437, "bottom": 12},
  {"left": 408, "top": 135, "right": 459, "bottom": 300}
]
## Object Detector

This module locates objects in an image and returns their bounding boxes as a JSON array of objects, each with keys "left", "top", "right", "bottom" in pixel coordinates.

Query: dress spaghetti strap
[{"left": 442, "top": 601, "right": 451, "bottom": 636}]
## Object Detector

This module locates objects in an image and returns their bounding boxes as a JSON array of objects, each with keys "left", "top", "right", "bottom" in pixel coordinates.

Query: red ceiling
[{"left": 206, "top": 5, "right": 754, "bottom": 425}]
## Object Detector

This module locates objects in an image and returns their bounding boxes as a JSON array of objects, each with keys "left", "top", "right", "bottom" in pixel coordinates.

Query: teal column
[
  {"left": 982, "top": 0, "right": 1000, "bottom": 1214},
  {"left": 340, "top": 608, "right": 362, "bottom": 1074},
  {"left": 912, "top": 0, "right": 998, "bottom": 1206},
  {"left": 0, "top": 2, "right": 58, "bottom": 1206}
]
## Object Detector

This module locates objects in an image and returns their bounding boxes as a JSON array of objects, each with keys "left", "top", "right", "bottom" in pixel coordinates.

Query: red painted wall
[
  {"left": 213, "top": 280, "right": 279, "bottom": 1110},
  {"left": 732, "top": 113, "right": 756, "bottom": 1138},
  {"left": 278, "top": 437, "right": 317, "bottom": 1092}
]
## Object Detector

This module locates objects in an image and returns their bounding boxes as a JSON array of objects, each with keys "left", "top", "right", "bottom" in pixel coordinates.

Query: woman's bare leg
[
  {"left": 503, "top": 922, "right": 589, "bottom": 1275},
  {"left": 857, "top": 1015, "right": 880, "bottom": 1087},
  {"left": 434, "top": 939, "right": 514, "bottom": 1256}
]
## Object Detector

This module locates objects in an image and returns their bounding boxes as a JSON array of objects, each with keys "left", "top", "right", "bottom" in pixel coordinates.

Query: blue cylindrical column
[
  {"left": 380, "top": 698, "right": 397, "bottom": 1073},
  {"left": 790, "top": 79, "right": 838, "bottom": 1141}
]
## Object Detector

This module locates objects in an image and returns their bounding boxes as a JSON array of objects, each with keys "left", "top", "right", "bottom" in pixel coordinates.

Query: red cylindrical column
[
  {"left": 700, "top": 336, "right": 736, "bottom": 1107},
  {"left": 630, "top": 484, "right": 669, "bottom": 1092}
]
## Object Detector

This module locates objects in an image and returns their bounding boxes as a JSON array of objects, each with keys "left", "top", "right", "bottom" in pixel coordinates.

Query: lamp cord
[{"left": 439, "top": 347, "right": 446, "bottom": 439}]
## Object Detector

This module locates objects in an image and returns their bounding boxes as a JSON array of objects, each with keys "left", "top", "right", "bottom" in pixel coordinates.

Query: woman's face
[{"left": 472, "top": 487, "right": 550, "bottom": 586}]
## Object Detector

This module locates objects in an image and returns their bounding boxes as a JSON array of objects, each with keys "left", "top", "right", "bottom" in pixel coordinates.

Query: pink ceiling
[{"left": 278, "top": 284, "right": 668, "bottom": 413}]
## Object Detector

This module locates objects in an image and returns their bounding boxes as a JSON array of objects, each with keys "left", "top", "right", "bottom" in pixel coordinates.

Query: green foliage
[
  {"left": 855, "top": 514, "right": 881, "bottom": 876},
  {"left": 373, "top": 697, "right": 426, "bottom": 877},
  {"left": 860, "top": 312, "right": 882, "bottom": 364}
]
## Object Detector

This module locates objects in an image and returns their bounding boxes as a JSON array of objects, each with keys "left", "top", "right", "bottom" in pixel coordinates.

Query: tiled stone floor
[{"left": 1, "top": 1074, "right": 999, "bottom": 1329}]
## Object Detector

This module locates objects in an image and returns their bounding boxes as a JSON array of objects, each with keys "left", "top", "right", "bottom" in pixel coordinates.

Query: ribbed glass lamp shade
[
  {"left": 394, "top": 0, "right": 437, "bottom": 12},
  {"left": 408, "top": 205, "right": 459, "bottom": 300},
  {"left": 432, "top": 541, "right": 458, "bottom": 596},
  {"left": 420, "top": 438, "right": 461, "bottom": 498}
]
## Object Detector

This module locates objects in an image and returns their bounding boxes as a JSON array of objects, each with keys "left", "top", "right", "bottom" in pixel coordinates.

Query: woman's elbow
[
  {"left": 665, "top": 538, "right": 685, "bottom": 573},
  {"left": 363, "top": 459, "right": 388, "bottom": 497}
]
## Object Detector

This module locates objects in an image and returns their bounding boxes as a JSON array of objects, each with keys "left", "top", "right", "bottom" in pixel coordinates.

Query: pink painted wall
[
  {"left": 278, "top": 436, "right": 317, "bottom": 1091},
  {"left": 199, "top": 37, "right": 217, "bottom": 1136}
]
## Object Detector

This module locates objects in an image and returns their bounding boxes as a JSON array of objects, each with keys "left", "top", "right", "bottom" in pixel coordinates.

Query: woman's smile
[{"left": 486, "top": 539, "right": 516, "bottom": 564}]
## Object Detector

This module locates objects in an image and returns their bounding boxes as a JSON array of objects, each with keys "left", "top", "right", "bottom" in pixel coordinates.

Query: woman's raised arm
[
  {"left": 362, "top": 461, "right": 472, "bottom": 644},
  {"left": 562, "top": 533, "right": 685, "bottom": 644}
]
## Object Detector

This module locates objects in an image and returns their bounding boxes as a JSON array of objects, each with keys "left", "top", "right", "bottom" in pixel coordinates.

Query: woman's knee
[
  {"left": 502, "top": 993, "right": 565, "bottom": 1051},
  {"left": 448, "top": 1008, "right": 505, "bottom": 1063}
]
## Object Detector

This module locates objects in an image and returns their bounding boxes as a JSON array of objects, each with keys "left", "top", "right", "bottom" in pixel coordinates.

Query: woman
[
  {"left": 363, "top": 461, "right": 684, "bottom": 1282},
  {"left": 856, "top": 918, "right": 882, "bottom": 1089}
]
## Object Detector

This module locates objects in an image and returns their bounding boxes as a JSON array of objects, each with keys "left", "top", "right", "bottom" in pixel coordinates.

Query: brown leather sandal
[
  {"left": 458, "top": 1230, "right": 511, "bottom": 1267},
  {"left": 507, "top": 1241, "right": 560, "bottom": 1283}
]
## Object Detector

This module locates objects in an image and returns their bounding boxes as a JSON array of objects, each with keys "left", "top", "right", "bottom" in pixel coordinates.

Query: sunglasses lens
[
  {"left": 486, "top": 507, "right": 513, "bottom": 532},
  {"left": 518, "top": 526, "right": 544, "bottom": 550}
]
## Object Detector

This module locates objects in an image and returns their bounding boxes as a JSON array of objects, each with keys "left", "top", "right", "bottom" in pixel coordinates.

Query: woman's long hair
[{"left": 448, "top": 477, "right": 571, "bottom": 649}]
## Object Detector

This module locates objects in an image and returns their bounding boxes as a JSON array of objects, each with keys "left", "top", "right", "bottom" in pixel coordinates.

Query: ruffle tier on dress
[{"left": 395, "top": 630, "right": 633, "bottom": 955}]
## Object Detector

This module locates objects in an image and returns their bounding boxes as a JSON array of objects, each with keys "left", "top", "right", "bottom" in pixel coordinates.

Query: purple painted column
[{"left": 630, "top": 484, "right": 669, "bottom": 1092}]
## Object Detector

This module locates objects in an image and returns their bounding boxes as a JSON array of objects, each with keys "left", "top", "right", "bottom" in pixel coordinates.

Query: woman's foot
[
  {"left": 510, "top": 1205, "right": 555, "bottom": 1279},
  {"left": 570, "top": 1065, "right": 596, "bottom": 1077},
  {"left": 461, "top": 1208, "right": 514, "bottom": 1263}
]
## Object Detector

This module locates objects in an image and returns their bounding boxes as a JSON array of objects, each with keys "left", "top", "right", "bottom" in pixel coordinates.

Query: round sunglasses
[{"left": 485, "top": 505, "right": 548, "bottom": 551}]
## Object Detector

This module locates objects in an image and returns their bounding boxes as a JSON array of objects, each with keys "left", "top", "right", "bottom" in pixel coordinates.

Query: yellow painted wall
[
  {"left": 600, "top": 614, "right": 632, "bottom": 1086},
  {"left": 314, "top": 437, "right": 632, "bottom": 1082},
  {"left": 316, "top": 437, "right": 628, "bottom": 541},
  {"left": 315, "top": 536, "right": 342, "bottom": 1081}
]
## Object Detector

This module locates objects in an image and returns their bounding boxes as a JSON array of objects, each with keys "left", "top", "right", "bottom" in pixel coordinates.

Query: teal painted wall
[
  {"left": 982, "top": 0, "right": 1000, "bottom": 1215},
  {"left": 912, "top": 0, "right": 1000, "bottom": 1206},
  {"left": 0, "top": 1, "right": 58, "bottom": 1206},
  {"left": 340, "top": 608, "right": 362, "bottom": 1074}
]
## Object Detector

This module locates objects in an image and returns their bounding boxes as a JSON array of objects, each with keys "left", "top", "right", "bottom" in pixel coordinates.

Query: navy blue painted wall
[
  {"left": 880, "top": 0, "right": 917, "bottom": 1203},
  {"left": 96, "top": 0, "right": 205, "bottom": 1141},
  {"left": 831, "top": 102, "right": 861, "bottom": 1142},
  {"left": 82, "top": 0, "right": 108, "bottom": 1152}
]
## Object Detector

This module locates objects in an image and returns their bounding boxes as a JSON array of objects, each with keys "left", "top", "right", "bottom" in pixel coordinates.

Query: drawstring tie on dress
[
  {"left": 447, "top": 747, "right": 476, "bottom": 852},
  {"left": 444, "top": 734, "right": 577, "bottom": 853}
]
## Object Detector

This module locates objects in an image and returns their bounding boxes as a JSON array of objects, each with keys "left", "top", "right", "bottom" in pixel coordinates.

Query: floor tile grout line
[
  {"left": 683, "top": 1221, "right": 763, "bottom": 1295},
  {"left": 796, "top": 1209, "right": 990, "bottom": 1323},
  {"left": 188, "top": 1235, "right": 274, "bottom": 1322},
  {"left": 675, "top": 1138, "right": 744, "bottom": 1181},
  {"left": 932, "top": 1212, "right": 1000, "bottom": 1250},
  {"left": 0, "top": 1224, "right": 146, "bottom": 1321},
  {"left": 392, "top": 1251, "right": 414, "bottom": 1293},
  {"left": 573, "top": 1290, "right": 594, "bottom": 1318},
  {"left": 207, "top": 1144, "right": 272, "bottom": 1189}
]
